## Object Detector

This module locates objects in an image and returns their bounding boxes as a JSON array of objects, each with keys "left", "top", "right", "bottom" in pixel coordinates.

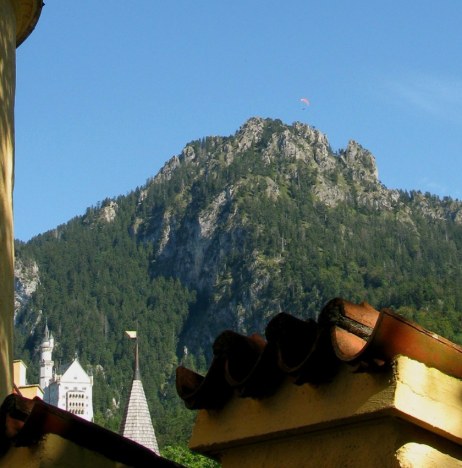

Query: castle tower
[
  {"left": 119, "top": 331, "right": 160, "bottom": 454},
  {"left": 39, "top": 325, "right": 94, "bottom": 421},
  {"left": 40, "top": 322, "right": 54, "bottom": 393}
]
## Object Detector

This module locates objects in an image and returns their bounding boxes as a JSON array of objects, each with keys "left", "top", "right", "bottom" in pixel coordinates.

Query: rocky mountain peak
[
  {"left": 236, "top": 117, "right": 267, "bottom": 152},
  {"left": 124, "top": 117, "right": 462, "bottom": 245},
  {"left": 342, "top": 140, "right": 379, "bottom": 183}
]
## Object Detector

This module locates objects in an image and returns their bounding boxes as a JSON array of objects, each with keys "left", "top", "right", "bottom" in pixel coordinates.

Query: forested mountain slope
[{"left": 14, "top": 117, "right": 462, "bottom": 444}]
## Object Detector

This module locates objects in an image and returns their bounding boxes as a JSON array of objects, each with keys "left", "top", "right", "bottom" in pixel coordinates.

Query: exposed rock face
[
  {"left": 199, "top": 190, "right": 229, "bottom": 238},
  {"left": 407, "top": 191, "right": 462, "bottom": 224},
  {"left": 99, "top": 201, "right": 118, "bottom": 223},
  {"left": 236, "top": 117, "right": 266, "bottom": 152},
  {"left": 14, "top": 257, "right": 40, "bottom": 323},
  {"left": 342, "top": 140, "right": 379, "bottom": 183}
]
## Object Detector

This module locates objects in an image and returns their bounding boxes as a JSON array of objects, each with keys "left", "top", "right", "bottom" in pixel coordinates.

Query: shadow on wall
[{"left": 0, "top": 1, "right": 17, "bottom": 399}]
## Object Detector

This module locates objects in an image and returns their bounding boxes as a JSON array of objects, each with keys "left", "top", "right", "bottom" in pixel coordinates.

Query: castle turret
[{"left": 40, "top": 322, "right": 55, "bottom": 394}]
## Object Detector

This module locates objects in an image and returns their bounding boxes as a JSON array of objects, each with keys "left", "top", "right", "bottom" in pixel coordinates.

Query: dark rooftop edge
[{"left": 176, "top": 298, "right": 462, "bottom": 410}]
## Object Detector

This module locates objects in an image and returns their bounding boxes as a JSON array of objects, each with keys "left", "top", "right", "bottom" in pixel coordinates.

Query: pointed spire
[
  {"left": 44, "top": 318, "right": 49, "bottom": 341},
  {"left": 134, "top": 338, "right": 141, "bottom": 381},
  {"left": 120, "top": 331, "right": 159, "bottom": 454}
]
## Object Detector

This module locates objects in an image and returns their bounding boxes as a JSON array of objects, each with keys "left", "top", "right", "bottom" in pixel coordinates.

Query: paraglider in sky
[{"left": 300, "top": 97, "right": 310, "bottom": 109}]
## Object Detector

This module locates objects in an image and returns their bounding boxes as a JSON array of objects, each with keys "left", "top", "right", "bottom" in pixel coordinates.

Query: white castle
[{"left": 40, "top": 323, "right": 94, "bottom": 421}]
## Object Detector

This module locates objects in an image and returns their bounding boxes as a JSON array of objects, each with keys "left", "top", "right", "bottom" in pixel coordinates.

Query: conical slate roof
[
  {"left": 120, "top": 377, "right": 159, "bottom": 454},
  {"left": 119, "top": 334, "right": 159, "bottom": 455}
]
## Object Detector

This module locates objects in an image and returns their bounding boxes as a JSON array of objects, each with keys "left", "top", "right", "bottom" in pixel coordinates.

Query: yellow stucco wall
[
  {"left": 191, "top": 357, "right": 462, "bottom": 467},
  {"left": 13, "top": 360, "right": 44, "bottom": 398},
  {"left": 13, "top": 359, "right": 27, "bottom": 386},
  {"left": 0, "top": 0, "right": 17, "bottom": 402},
  {"left": 0, "top": 0, "right": 42, "bottom": 402},
  {"left": 219, "top": 418, "right": 462, "bottom": 468},
  {"left": 0, "top": 433, "right": 132, "bottom": 468}
]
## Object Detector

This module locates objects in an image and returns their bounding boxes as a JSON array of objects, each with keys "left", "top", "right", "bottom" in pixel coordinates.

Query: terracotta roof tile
[{"left": 176, "top": 298, "right": 462, "bottom": 410}]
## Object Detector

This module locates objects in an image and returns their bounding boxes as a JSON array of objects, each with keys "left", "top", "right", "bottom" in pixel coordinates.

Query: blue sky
[{"left": 14, "top": 1, "right": 462, "bottom": 241}]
